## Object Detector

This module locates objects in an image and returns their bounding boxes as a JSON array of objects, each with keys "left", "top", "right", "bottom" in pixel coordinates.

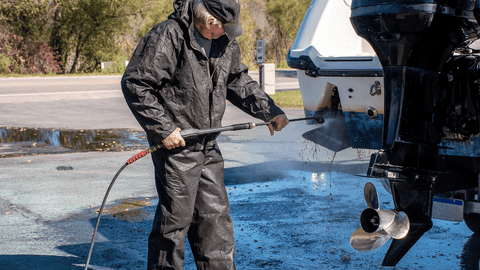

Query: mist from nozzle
[{"left": 302, "top": 113, "right": 351, "bottom": 152}]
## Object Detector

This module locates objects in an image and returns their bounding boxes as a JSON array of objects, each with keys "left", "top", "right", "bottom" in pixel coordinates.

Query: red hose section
[{"left": 127, "top": 150, "right": 147, "bottom": 164}]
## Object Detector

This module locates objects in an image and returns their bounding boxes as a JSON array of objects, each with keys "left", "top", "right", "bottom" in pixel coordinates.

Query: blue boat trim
[
  {"left": 433, "top": 197, "right": 464, "bottom": 206},
  {"left": 343, "top": 111, "right": 383, "bottom": 149}
]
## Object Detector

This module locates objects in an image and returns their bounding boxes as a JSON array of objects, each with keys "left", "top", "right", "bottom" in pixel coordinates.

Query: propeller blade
[
  {"left": 384, "top": 211, "right": 410, "bottom": 239},
  {"left": 350, "top": 227, "right": 391, "bottom": 252},
  {"left": 364, "top": 182, "right": 380, "bottom": 209}
]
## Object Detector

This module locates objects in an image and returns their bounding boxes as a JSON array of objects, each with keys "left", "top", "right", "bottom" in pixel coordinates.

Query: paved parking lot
[{"left": 0, "top": 76, "right": 478, "bottom": 270}]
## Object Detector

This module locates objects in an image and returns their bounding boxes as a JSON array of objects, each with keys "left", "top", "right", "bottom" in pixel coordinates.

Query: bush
[
  {"left": 0, "top": 28, "right": 61, "bottom": 74},
  {"left": 0, "top": 54, "right": 11, "bottom": 74}
]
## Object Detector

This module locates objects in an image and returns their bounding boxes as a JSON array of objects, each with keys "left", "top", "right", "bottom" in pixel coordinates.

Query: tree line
[{"left": 0, "top": 0, "right": 311, "bottom": 75}]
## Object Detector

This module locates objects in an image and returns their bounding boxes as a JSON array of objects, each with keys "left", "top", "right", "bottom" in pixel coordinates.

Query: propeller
[
  {"left": 350, "top": 182, "right": 410, "bottom": 252},
  {"left": 364, "top": 182, "right": 379, "bottom": 209}
]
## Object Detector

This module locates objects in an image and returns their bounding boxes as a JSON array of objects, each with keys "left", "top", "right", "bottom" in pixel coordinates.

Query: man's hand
[
  {"left": 268, "top": 114, "right": 289, "bottom": 136},
  {"left": 162, "top": 127, "right": 186, "bottom": 150}
]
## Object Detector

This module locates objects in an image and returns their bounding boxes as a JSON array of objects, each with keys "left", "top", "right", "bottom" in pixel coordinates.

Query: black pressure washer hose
[{"left": 83, "top": 116, "right": 323, "bottom": 270}]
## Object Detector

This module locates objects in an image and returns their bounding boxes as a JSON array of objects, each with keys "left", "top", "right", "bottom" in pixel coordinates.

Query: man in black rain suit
[{"left": 121, "top": 0, "right": 289, "bottom": 269}]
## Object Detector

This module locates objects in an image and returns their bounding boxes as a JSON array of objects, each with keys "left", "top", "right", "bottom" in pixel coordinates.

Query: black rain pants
[{"left": 147, "top": 145, "right": 236, "bottom": 270}]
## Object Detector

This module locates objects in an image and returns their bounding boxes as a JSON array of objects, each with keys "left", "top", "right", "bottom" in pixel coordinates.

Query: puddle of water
[
  {"left": 0, "top": 127, "right": 149, "bottom": 158},
  {"left": 101, "top": 197, "right": 154, "bottom": 222},
  {"left": 0, "top": 127, "right": 231, "bottom": 158}
]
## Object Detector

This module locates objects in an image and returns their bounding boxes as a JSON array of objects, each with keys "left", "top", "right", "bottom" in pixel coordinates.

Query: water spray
[{"left": 83, "top": 116, "right": 323, "bottom": 270}]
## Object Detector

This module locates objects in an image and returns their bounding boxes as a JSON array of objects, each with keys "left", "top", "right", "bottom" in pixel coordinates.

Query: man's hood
[{"left": 169, "top": 0, "right": 194, "bottom": 28}]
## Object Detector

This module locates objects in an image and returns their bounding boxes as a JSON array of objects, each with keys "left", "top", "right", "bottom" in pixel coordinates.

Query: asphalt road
[
  {"left": 0, "top": 70, "right": 299, "bottom": 104},
  {"left": 0, "top": 73, "right": 478, "bottom": 270}
]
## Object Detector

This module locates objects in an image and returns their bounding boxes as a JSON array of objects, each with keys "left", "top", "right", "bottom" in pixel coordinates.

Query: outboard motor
[{"left": 349, "top": 0, "right": 480, "bottom": 266}]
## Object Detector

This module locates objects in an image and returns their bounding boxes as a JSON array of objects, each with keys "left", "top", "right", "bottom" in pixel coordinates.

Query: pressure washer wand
[
  {"left": 84, "top": 116, "right": 323, "bottom": 270},
  {"left": 177, "top": 116, "right": 322, "bottom": 139}
]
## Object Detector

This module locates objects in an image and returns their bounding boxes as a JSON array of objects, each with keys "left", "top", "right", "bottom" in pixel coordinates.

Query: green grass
[{"left": 270, "top": 90, "right": 303, "bottom": 109}]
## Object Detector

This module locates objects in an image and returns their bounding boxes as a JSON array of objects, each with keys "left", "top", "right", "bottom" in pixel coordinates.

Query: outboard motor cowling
[{"left": 350, "top": 0, "right": 480, "bottom": 266}]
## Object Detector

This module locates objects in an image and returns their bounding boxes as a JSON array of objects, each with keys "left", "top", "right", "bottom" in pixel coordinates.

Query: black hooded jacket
[{"left": 121, "top": 0, "right": 284, "bottom": 147}]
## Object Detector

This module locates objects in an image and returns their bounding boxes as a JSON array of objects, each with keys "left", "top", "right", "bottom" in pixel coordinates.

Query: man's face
[{"left": 196, "top": 23, "right": 226, "bottom": 40}]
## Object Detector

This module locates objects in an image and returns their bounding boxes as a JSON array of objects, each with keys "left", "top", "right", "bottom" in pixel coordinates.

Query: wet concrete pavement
[{"left": 0, "top": 76, "right": 479, "bottom": 269}]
